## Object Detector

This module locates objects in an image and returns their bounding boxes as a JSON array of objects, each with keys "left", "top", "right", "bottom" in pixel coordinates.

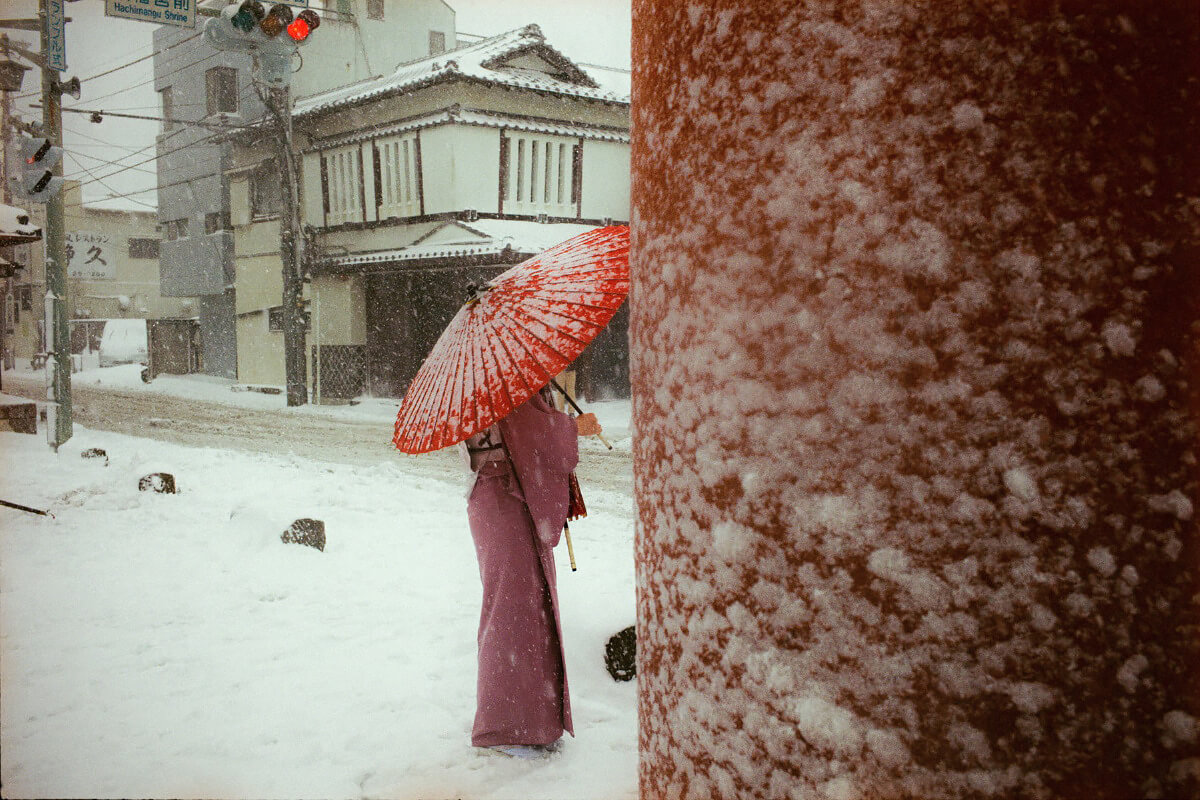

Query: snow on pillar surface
[{"left": 630, "top": 2, "right": 1198, "bottom": 799}]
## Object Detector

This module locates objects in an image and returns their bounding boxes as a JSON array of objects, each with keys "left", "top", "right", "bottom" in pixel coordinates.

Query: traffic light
[
  {"left": 204, "top": 2, "right": 320, "bottom": 87},
  {"left": 6, "top": 135, "right": 64, "bottom": 202}
]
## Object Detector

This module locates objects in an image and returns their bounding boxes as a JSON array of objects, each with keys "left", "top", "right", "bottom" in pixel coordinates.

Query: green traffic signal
[{"left": 230, "top": 0, "right": 265, "bottom": 32}]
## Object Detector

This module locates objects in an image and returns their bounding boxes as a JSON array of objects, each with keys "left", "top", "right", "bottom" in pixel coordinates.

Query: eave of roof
[
  {"left": 294, "top": 24, "right": 629, "bottom": 121},
  {"left": 305, "top": 105, "right": 630, "bottom": 152},
  {"left": 318, "top": 219, "right": 603, "bottom": 271}
]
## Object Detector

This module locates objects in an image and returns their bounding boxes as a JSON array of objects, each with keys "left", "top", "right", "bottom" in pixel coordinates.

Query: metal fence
[{"left": 312, "top": 344, "right": 366, "bottom": 402}]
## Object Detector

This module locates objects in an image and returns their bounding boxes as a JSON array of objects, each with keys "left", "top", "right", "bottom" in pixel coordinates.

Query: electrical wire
[
  {"left": 59, "top": 123, "right": 238, "bottom": 208},
  {"left": 64, "top": 150, "right": 157, "bottom": 210},
  {"left": 7, "top": 28, "right": 207, "bottom": 102},
  {"left": 65, "top": 147, "right": 158, "bottom": 176}
]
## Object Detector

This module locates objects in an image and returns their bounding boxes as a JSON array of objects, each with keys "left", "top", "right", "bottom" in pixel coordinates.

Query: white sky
[{"left": 3, "top": 0, "right": 630, "bottom": 212}]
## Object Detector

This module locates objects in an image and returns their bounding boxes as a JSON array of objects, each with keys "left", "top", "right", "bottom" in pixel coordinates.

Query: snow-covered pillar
[{"left": 630, "top": 3, "right": 1198, "bottom": 799}]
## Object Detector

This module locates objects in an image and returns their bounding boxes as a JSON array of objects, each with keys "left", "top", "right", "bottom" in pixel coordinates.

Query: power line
[
  {"left": 65, "top": 123, "right": 231, "bottom": 198},
  {"left": 64, "top": 150, "right": 157, "bottom": 210},
  {"left": 63, "top": 146, "right": 158, "bottom": 176},
  {"left": 82, "top": 49, "right": 224, "bottom": 106},
  {"left": 8, "top": 28, "right": 206, "bottom": 102}
]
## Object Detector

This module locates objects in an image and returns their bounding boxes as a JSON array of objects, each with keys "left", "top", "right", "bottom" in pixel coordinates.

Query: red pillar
[{"left": 631, "top": 3, "right": 1199, "bottom": 798}]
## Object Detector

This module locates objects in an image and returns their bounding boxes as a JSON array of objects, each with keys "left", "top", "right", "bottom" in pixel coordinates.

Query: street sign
[
  {"left": 65, "top": 231, "right": 117, "bottom": 280},
  {"left": 46, "top": 0, "right": 66, "bottom": 71},
  {"left": 104, "top": 0, "right": 196, "bottom": 29}
]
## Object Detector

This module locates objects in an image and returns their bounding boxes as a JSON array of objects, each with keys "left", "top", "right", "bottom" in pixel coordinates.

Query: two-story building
[
  {"left": 3, "top": 181, "right": 175, "bottom": 364},
  {"left": 227, "top": 22, "right": 631, "bottom": 401},
  {"left": 153, "top": 0, "right": 457, "bottom": 379}
]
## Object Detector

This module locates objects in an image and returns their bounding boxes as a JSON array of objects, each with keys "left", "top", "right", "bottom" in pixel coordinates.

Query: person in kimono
[{"left": 461, "top": 385, "right": 602, "bottom": 759}]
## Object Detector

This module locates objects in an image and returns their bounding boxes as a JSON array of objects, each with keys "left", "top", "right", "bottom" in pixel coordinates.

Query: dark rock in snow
[
  {"left": 138, "top": 473, "right": 176, "bottom": 493},
  {"left": 81, "top": 448, "right": 108, "bottom": 465},
  {"left": 604, "top": 625, "right": 636, "bottom": 682},
  {"left": 282, "top": 518, "right": 325, "bottom": 552}
]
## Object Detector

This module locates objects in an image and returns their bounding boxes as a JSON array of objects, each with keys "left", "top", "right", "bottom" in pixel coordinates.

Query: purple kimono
[{"left": 464, "top": 389, "right": 577, "bottom": 747}]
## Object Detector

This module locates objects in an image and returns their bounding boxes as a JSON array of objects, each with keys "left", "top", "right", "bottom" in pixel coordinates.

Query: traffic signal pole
[
  {"left": 205, "top": 2, "right": 320, "bottom": 406},
  {"left": 268, "top": 83, "right": 307, "bottom": 407},
  {"left": 39, "top": 0, "right": 70, "bottom": 448}
]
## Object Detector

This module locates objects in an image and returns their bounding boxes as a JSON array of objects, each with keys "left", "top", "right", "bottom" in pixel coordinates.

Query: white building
[{"left": 228, "top": 23, "right": 631, "bottom": 400}]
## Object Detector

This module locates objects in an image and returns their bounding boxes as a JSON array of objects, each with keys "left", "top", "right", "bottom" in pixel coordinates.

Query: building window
[
  {"left": 501, "top": 133, "right": 579, "bottom": 216},
  {"left": 268, "top": 305, "right": 311, "bottom": 333},
  {"left": 429, "top": 30, "right": 446, "bottom": 55},
  {"left": 375, "top": 134, "right": 420, "bottom": 219},
  {"left": 322, "top": 145, "right": 364, "bottom": 226},
  {"left": 165, "top": 218, "right": 189, "bottom": 241},
  {"left": 251, "top": 158, "right": 283, "bottom": 219},
  {"left": 366, "top": 0, "right": 383, "bottom": 19},
  {"left": 205, "top": 66, "right": 238, "bottom": 115},
  {"left": 129, "top": 237, "right": 160, "bottom": 258},
  {"left": 204, "top": 211, "right": 230, "bottom": 234},
  {"left": 18, "top": 285, "right": 32, "bottom": 311},
  {"left": 160, "top": 87, "right": 174, "bottom": 132}
]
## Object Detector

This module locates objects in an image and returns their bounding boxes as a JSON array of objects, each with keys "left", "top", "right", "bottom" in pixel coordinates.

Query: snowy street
[{"left": 0, "top": 366, "right": 637, "bottom": 799}]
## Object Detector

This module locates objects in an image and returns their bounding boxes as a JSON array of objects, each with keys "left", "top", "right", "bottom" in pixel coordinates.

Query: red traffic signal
[{"left": 287, "top": 9, "right": 320, "bottom": 42}]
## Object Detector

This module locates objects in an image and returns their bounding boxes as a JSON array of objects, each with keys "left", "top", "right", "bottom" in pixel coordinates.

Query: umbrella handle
[
  {"left": 564, "top": 522, "right": 578, "bottom": 572},
  {"left": 549, "top": 379, "right": 614, "bottom": 450}
]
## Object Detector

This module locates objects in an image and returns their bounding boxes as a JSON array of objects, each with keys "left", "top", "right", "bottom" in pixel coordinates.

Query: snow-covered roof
[
  {"left": 320, "top": 219, "right": 603, "bottom": 270},
  {"left": 308, "top": 105, "right": 630, "bottom": 151},
  {"left": 0, "top": 203, "right": 42, "bottom": 245},
  {"left": 294, "top": 24, "right": 629, "bottom": 120}
]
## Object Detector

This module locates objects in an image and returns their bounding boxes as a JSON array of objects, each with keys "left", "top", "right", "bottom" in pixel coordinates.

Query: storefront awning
[{"left": 317, "top": 219, "right": 606, "bottom": 274}]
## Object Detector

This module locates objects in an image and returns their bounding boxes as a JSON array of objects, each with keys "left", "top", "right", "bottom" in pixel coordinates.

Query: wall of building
[
  {"left": 312, "top": 275, "right": 365, "bottom": 346},
  {"left": 293, "top": 0, "right": 456, "bottom": 98},
  {"left": 581, "top": 139, "right": 630, "bottom": 221},
  {"left": 3, "top": 182, "right": 181, "bottom": 362},
  {"left": 235, "top": 308, "right": 290, "bottom": 386},
  {"left": 418, "top": 125, "right": 500, "bottom": 216}
]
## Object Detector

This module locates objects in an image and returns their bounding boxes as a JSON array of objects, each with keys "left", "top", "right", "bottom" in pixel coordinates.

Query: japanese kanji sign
[
  {"left": 66, "top": 232, "right": 117, "bottom": 280},
  {"left": 105, "top": 0, "right": 196, "bottom": 29},
  {"left": 46, "top": 0, "right": 67, "bottom": 71}
]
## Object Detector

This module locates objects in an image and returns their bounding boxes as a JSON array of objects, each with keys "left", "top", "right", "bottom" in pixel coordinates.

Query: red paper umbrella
[{"left": 393, "top": 225, "right": 630, "bottom": 454}]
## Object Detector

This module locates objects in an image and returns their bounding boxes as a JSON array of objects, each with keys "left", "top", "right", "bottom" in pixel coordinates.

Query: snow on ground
[
  {"left": 0, "top": 366, "right": 636, "bottom": 800},
  {"left": 7, "top": 359, "right": 634, "bottom": 449}
]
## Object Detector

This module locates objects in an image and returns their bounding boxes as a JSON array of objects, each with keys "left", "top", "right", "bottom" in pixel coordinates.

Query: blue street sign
[
  {"left": 104, "top": 0, "right": 196, "bottom": 29},
  {"left": 46, "top": 0, "right": 66, "bottom": 71}
]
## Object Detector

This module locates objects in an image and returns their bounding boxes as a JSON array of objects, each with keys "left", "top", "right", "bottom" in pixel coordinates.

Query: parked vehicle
[{"left": 98, "top": 319, "right": 149, "bottom": 368}]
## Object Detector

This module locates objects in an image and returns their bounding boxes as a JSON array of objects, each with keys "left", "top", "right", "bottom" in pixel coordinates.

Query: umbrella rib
[
  {"left": 478, "top": 321, "right": 517, "bottom": 424},
  {"left": 395, "top": 320, "right": 449, "bottom": 449},
  {"left": 419, "top": 309, "right": 470, "bottom": 453},
  {"left": 493, "top": 302, "right": 593, "bottom": 354},
  {"left": 491, "top": 317, "right": 545, "bottom": 404},
  {"left": 402, "top": 308, "right": 466, "bottom": 452},
  {"left": 435, "top": 305, "right": 477, "bottom": 451},
  {"left": 464, "top": 307, "right": 494, "bottom": 435},
  {"left": 492, "top": 306, "right": 574, "bottom": 384},
  {"left": 394, "top": 225, "right": 629, "bottom": 454}
]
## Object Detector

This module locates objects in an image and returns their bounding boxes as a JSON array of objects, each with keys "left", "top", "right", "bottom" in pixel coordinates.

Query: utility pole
[
  {"left": 1, "top": 36, "right": 11, "bottom": 393},
  {"left": 39, "top": 0, "right": 70, "bottom": 448},
  {"left": 206, "top": 2, "right": 320, "bottom": 407},
  {"left": 267, "top": 83, "right": 307, "bottom": 407}
]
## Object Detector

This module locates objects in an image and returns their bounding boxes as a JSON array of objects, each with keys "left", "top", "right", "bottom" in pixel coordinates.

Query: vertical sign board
[
  {"left": 65, "top": 232, "right": 117, "bottom": 280},
  {"left": 104, "top": 0, "right": 196, "bottom": 29},
  {"left": 46, "top": 0, "right": 67, "bottom": 71}
]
